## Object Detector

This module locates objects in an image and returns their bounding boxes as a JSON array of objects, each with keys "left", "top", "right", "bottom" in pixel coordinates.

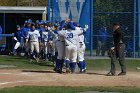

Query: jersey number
[{"left": 67, "top": 33, "right": 73, "bottom": 38}]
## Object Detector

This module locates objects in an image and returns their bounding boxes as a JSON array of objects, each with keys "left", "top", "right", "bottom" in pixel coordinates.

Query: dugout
[{"left": 0, "top": 6, "right": 47, "bottom": 54}]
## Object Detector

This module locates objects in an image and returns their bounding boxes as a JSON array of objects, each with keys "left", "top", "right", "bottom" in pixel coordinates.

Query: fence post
[
  {"left": 3, "top": 13, "right": 5, "bottom": 34},
  {"left": 138, "top": 0, "right": 140, "bottom": 57},
  {"left": 90, "top": 0, "right": 94, "bottom": 56},
  {"left": 47, "top": 0, "right": 50, "bottom": 21},
  {"left": 133, "top": 0, "right": 136, "bottom": 58}
]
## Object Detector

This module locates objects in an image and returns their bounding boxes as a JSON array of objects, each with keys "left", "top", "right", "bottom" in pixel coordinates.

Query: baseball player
[
  {"left": 55, "top": 23, "right": 87, "bottom": 73},
  {"left": 12, "top": 25, "right": 23, "bottom": 55},
  {"left": 42, "top": 24, "right": 50, "bottom": 61},
  {"left": 76, "top": 25, "right": 88, "bottom": 73},
  {"left": 38, "top": 21, "right": 45, "bottom": 59},
  {"left": 52, "top": 23, "right": 65, "bottom": 73},
  {"left": 47, "top": 33, "right": 58, "bottom": 63},
  {"left": 26, "top": 23, "right": 41, "bottom": 63},
  {"left": 22, "top": 20, "right": 31, "bottom": 57}
]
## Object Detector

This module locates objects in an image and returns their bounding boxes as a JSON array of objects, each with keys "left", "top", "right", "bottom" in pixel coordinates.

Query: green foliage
[
  {"left": 0, "top": 0, "right": 17, "bottom": 6},
  {"left": 0, "top": 0, "right": 47, "bottom": 6},
  {"left": 94, "top": 0, "right": 133, "bottom": 30}
]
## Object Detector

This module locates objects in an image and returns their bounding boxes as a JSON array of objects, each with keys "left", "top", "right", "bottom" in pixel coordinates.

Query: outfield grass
[
  {"left": 0, "top": 55, "right": 140, "bottom": 72},
  {"left": 0, "top": 55, "right": 54, "bottom": 70},
  {"left": 86, "top": 59, "right": 140, "bottom": 71},
  {"left": 0, "top": 86, "right": 140, "bottom": 93}
]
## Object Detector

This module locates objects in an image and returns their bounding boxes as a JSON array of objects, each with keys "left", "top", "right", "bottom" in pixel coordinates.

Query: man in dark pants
[{"left": 107, "top": 23, "right": 126, "bottom": 76}]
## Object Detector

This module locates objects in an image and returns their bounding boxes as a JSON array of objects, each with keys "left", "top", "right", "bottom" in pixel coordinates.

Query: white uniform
[
  {"left": 48, "top": 30, "right": 58, "bottom": 56},
  {"left": 13, "top": 37, "right": 21, "bottom": 50},
  {"left": 58, "top": 29, "right": 83, "bottom": 62},
  {"left": 57, "top": 33, "right": 65, "bottom": 60},
  {"left": 76, "top": 27, "right": 86, "bottom": 62},
  {"left": 42, "top": 31, "right": 49, "bottom": 55},
  {"left": 27, "top": 30, "right": 40, "bottom": 54},
  {"left": 53, "top": 32, "right": 58, "bottom": 55}
]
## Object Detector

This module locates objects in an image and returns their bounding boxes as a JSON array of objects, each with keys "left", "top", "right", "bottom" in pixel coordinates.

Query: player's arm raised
[{"left": 76, "top": 25, "right": 89, "bottom": 35}]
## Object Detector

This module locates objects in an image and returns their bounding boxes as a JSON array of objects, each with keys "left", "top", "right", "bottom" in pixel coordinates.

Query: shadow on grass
[
  {"left": 31, "top": 62, "right": 55, "bottom": 67},
  {"left": 38, "top": 63, "right": 54, "bottom": 67},
  {"left": 22, "top": 70, "right": 56, "bottom": 73}
]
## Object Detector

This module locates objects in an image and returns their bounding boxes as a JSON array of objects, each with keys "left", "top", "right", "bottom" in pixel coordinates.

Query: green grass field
[
  {"left": 1, "top": 86, "right": 140, "bottom": 93},
  {"left": 0, "top": 55, "right": 140, "bottom": 93},
  {"left": 0, "top": 55, "right": 140, "bottom": 71}
]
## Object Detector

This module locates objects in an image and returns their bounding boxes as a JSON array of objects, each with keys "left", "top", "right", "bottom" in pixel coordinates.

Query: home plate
[{"left": 0, "top": 65, "right": 17, "bottom": 68}]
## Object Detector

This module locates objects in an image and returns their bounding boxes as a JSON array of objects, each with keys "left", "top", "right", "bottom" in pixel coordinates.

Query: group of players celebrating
[{"left": 13, "top": 18, "right": 88, "bottom": 74}]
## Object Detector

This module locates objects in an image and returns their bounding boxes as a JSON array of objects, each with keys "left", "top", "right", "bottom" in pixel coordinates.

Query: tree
[
  {"left": 0, "top": 0, "right": 17, "bottom": 6},
  {"left": 0, "top": 0, "right": 48, "bottom": 6}
]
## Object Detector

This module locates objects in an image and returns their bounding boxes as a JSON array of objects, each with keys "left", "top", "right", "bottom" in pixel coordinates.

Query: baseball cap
[{"left": 16, "top": 25, "right": 20, "bottom": 28}]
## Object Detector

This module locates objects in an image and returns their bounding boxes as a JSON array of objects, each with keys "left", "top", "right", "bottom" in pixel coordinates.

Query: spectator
[
  {"left": 96, "top": 26, "right": 108, "bottom": 56},
  {"left": 0, "top": 25, "right": 3, "bottom": 40},
  {"left": 0, "top": 25, "right": 2, "bottom": 34}
]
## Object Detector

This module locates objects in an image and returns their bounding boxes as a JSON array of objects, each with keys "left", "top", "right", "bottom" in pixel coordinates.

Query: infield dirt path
[{"left": 0, "top": 69, "right": 140, "bottom": 88}]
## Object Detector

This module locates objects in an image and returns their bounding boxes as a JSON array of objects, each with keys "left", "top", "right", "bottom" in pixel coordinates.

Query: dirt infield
[{"left": 0, "top": 69, "right": 140, "bottom": 88}]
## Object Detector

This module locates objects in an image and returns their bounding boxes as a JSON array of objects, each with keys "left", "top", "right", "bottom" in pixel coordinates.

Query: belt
[
  {"left": 30, "top": 41, "right": 37, "bottom": 42},
  {"left": 119, "top": 43, "right": 124, "bottom": 44},
  {"left": 66, "top": 45, "right": 69, "bottom": 46},
  {"left": 58, "top": 40, "right": 64, "bottom": 42}
]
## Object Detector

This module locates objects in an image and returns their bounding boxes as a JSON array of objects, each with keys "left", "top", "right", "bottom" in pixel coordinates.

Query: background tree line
[{"left": 0, "top": 0, "right": 47, "bottom": 6}]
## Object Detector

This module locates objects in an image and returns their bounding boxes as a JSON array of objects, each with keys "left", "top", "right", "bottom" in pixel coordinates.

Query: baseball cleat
[
  {"left": 118, "top": 72, "right": 126, "bottom": 76},
  {"left": 66, "top": 69, "right": 71, "bottom": 73},
  {"left": 106, "top": 72, "right": 116, "bottom": 76}
]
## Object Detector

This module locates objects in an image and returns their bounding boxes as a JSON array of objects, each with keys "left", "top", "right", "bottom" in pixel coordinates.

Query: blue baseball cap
[
  {"left": 16, "top": 25, "right": 20, "bottom": 28},
  {"left": 24, "top": 20, "right": 28, "bottom": 24},
  {"left": 36, "top": 20, "right": 40, "bottom": 24}
]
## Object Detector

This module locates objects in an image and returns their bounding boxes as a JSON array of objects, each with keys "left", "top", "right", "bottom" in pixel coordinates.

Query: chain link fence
[{"left": 92, "top": 0, "right": 139, "bottom": 58}]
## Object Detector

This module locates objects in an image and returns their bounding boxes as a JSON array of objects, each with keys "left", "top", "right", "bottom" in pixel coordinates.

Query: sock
[
  {"left": 30, "top": 53, "right": 33, "bottom": 59},
  {"left": 83, "top": 60, "right": 86, "bottom": 70},
  {"left": 12, "top": 49, "right": 16, "bottom": 54},
  {"left": 36, "top": 53, "right": 39, "bottom": 58},
  {"left": 45, "top": 54, "right": 48, "bottom": 60},
  {"left": 70, "top": 62, "right": 76, "bottom": 73},
  {"left": 79, "top": 61, "right": 83, "bottom": 72},
  {"left": 77, "top": 62, "right": 80, "bottom": 68},
  {"left": 60, "top": 59, "right": 64, "bottom": 68},
  {"left": 65, "top": 60, "right": 70, "bottom": 69},
  {"left": 56, "top": 59, "right": 61, "bottom": 70}
]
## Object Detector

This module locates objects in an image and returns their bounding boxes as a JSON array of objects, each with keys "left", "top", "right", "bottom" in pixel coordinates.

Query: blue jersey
[
  {"left": 39, "top": 27, "right": 45, "bottom": 34},
  {"left": 22, "top": 26, "right": 31, "bottom": 39},
  {"left": 15, "top": 30, "right": 22, "bottom": 42},
  {"left": 98, "top": 29, "right": 108, "bottom": 42},
  {"left": 36, "top": 27, "right": 40, "bottom": 31},
  {"left": 39, "top": 27, "right": 45, "bottom": 42},
  {"left": 0, "top": 25, "right": 2, "bottom": 34},
  {"left": 0, "top": 26, "right": 2, "bottom": 40}
]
